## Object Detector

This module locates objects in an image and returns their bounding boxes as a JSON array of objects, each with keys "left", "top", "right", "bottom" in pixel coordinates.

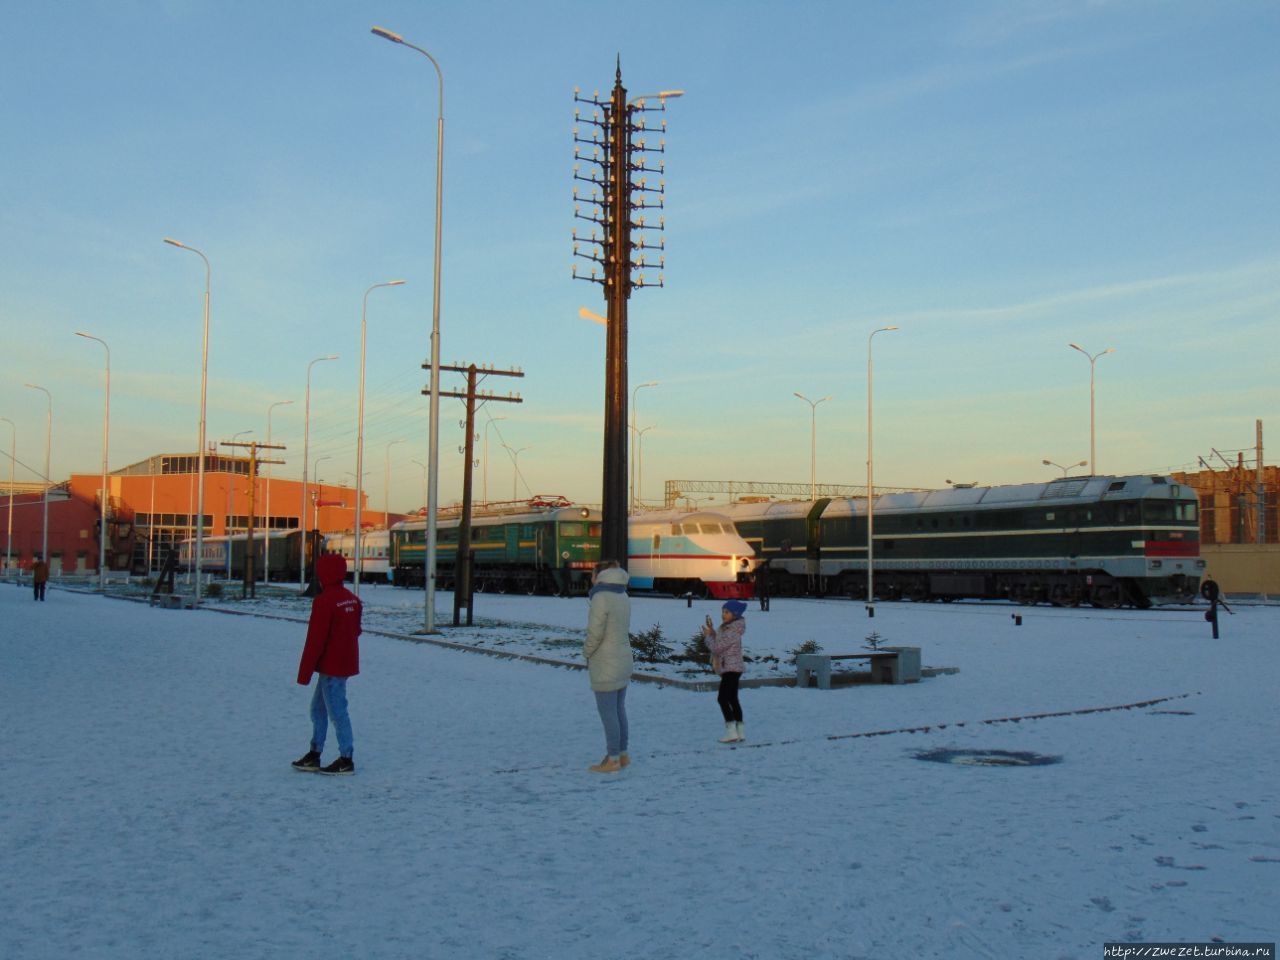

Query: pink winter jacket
[{"left": 706, "top": 617, "right": 746, "bottom": 675}]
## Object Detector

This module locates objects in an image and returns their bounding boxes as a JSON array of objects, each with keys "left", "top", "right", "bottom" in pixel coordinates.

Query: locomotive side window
[
  {"left": 1175, "top": 503, "right": 1198, "bottom": 522},
  {"left": 653, "top": 534, "right": 662, "bottom": 549}
]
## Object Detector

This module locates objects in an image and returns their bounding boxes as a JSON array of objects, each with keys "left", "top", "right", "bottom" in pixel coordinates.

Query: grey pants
[{"left": 593, "top": 687, "right": 629, "bottom": 756}]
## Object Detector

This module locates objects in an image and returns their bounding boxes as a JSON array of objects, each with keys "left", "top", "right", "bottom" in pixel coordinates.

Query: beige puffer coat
[{"left": 583, "top": 566, "right": 633, "bottom": 692}]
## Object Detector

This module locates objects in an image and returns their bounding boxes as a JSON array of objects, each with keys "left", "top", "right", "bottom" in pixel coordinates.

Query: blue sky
[{"left": 2, "top": 0, "right": 1277, "bottom": 511}]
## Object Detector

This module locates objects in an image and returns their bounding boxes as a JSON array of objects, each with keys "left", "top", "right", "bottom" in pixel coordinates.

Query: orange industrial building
[{"left": 0, "top": 451, "right": 408, "bottom": 576}]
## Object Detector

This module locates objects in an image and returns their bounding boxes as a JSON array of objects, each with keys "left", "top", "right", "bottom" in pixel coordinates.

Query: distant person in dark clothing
[
  {"left": 292, "top": 553, "right": 363, "bottom": 775},
  {"left": 32, "top": 559, "right": 49, "bottom": 601},
  {"left": 755, "top": 558, "right": 770, "bottom": 612}
]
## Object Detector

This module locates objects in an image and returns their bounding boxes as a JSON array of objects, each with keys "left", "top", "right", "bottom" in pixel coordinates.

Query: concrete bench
[{"left": 796, "top": 646, "right": 922, "bottom": 688}]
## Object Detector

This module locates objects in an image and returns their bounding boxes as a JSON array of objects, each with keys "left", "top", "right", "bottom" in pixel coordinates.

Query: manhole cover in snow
[{"left": 914, "top": 748, "right": 1061, "bottom": 767}]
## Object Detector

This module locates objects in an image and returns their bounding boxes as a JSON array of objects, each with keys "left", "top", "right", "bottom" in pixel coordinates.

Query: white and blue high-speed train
[{"left": 627, "top": 510, "right": 756, "bottom": 598}]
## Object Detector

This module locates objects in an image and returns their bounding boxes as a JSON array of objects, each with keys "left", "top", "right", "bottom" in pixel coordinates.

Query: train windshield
[
  {"left": 1142, "top": 501, "right": 1198, "bottom": 524},
  {"left": 698, "top": 523, "right": 723, "bottom": 534}
]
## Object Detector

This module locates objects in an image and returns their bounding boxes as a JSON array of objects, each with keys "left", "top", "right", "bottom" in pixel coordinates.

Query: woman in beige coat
[{"left": 583, "top": 562, "right": 633, "bottom": 773}]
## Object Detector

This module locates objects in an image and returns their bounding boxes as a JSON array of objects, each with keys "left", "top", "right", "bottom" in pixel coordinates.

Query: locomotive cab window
[
  {"left": 699, "top": 523, "right": 723, "bottom": 534},
  {"left": 559, "top": 522, "right": 586, "bottom": 537}
]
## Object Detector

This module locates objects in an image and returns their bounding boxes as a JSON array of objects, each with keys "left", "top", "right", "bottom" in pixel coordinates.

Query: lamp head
[
  {"left": 387, "top": 279, "right": 406, "bottom": 286},
  {"left": 658, "top": 90, "right": 685, "bottom": 99},
  {"left": 163, "top": 237, "right": 185, "bottom": 249},
  {"left": 371, "top": 26, "right": 404, "bottom": 43}
]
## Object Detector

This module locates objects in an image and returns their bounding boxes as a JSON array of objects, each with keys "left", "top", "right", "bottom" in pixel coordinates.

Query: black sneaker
[
  {"left": 291, "top": 750, "right": 322, "bottom": 772},
  {"left": 319, "top": 756, "right": 355, "bottom": 776}
]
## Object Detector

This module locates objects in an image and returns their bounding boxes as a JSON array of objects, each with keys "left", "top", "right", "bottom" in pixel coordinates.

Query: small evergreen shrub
[
  {"left": 205, "top": 582, "right": 223, "bottom": 598},
  {"left": 629, "top": 624, "right": 674, "bottom": 663}
]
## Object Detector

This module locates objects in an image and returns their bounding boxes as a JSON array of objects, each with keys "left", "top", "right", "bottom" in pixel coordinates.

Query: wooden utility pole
[
  {"left": 221, "top": 440, "right": 284, "bottom": 599},
  {"left": 422, "top": 361, "right": 522, "bottom": 625},
  {"left": 574, "top": 64, "right": 679, "bottom": 563}
]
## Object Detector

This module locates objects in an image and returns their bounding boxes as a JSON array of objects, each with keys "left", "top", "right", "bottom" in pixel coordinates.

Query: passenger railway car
[
  {"left": 627, "top": 510, "right": 757, "bottom": 598},
  {"left": 178, "top": 530, "right": 320, "bottom": 582},
  {"left": 324, "top": 530, "right": 391, "bottom": 582},
  {"left": 391, "top": 504, "right": 603, "bottom": 595},
  {"left": 720, "top": 474, "right": 1201, "bottom": 608}
]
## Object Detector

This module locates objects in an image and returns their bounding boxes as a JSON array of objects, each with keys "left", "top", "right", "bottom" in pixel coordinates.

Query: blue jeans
[
  {"left": 310, "top": 674, "right": 354, "bottom": 758},
  {"left": 593, "top": 687, "right": 629, "bottom": 757}
]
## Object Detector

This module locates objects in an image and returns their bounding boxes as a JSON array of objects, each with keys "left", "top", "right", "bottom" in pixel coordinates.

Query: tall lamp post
[
  {"left": 313, "top": 455, "right": 332, "bottom": 534},
  {"left": 482, "top": 417, "right": 507, "bottom": 506},
  {"left": 355, "top": 279, "right": 406, "bottom": 593},
  {"left": 629, "top": 381, "right": 658, "bottom": 512},
  {"left": 371, "top": 24, "right": 445, "bottom": 633},
  {"left": 23, "top": 384, "right": 52, "bottom": 567},
  {"left": 634, "top": 424, "right": 654, "bottom": 510},
  {"left": 866, "top": 325, "right": 897, "bottom": 617},
  {"left": 1068, "top": 343, "right": 1114, "bottom": 476},
  {"left": 384, "top": 438, "right": 405, "bottom": 526},
  {"left": 75, "top": 333, "right": 111, "bottom": 589},
  {"left": 793, "top": 391, "right": 831, "bottom": 502},
  {"left": 301, "top": 355, "right": 339, "bottom": 589},
  {"left": 504, "top": 444, "right": 530, "bottom": 501},
  {"left": 1, "top": 417, "right": 14, "bottom": 576},
  {"left": 263, "top": 398, "right": 294, "bottom": 585},
  {"left": 164, "top": 237, "right": 211, "bottom": 605},
  {"left": 1042, "top": 458, "right": 1088, "bottom": 477},
  {"left": 411, "top": 458, "right": 428, "bottom": 513}
]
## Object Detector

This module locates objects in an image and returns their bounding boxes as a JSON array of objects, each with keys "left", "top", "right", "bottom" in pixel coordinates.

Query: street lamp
[
  {"left": 313, "top": 455, "right": 332, "bottom": 535},
  {"left": 264, "top": 398, "right": 294, "bottom": 585},
  {"left": 355, "top": 279, "right": 406, "bottom": 594},
  {"left": 793, "top": 392, "right": 831, "bottom": 502},
  {"left": 630, "top": 381, "right": 658, "bottom": 512},
  {"left": 23, "top": 383, "right": 52, "bottom": 567},
  {"left": 411, "top": 458, "right": 428, "bottom": 513},
  {"left": 504, "top": 444, "right": 530, "bottom": 501},
  {"left": 385, "top": 438, "right": 406, "bottom": 526},
  {"left": 1042, "top": 458, "right": 1088, "bottom": 477},
  {"left": 227, "top": 429, "right": 253, "bottom": 580},
  {"left": 75, "top": 332, "right": 111, "bottom": 590},
  {"left": 482, "top": 417, "right": 506, "bottom": 506},
  {"left": 634, "top": 424, "right": 654, "bottom": 510},
  {"left": 1068, "top": 343, "right": 1114, "bottom": 476},
  {"left": 164, "top": 236, "right": 211, "bottom": 605},
  {"left": 371, "top": 25, "right": 445, "bottom": 634},
  {"left": 1, "top": 417, "right": 14, "bottom": 577},
  {"left": 866, "top": 325, "right": 898, "bottom": 617},
  {"left": 301, "top": 355, "right": 339, "bottom": 590}
]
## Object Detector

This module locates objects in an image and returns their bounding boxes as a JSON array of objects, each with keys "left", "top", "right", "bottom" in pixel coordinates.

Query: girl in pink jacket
[{"left": 704, "top": 599, "right": 747, "bottom": 743}]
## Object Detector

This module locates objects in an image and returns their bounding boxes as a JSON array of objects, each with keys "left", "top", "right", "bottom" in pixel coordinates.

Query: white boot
[
  {"left": 719, "top": 721, "right": 740, "bottom": 743},
  {"left": 735, "top": 721, "right": 746, "bottom": 742}
]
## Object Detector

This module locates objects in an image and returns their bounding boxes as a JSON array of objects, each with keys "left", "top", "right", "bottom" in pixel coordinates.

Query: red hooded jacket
[{"left": 297, "top": 553, "right": 362, "bottom": 684}]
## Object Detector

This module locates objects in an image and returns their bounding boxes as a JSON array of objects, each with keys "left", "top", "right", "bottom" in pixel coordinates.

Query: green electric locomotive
[{"left": 390, "top": 501, "right": 602, "bottom": 595}]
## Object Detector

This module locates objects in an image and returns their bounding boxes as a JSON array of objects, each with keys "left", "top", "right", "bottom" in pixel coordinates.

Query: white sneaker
[{"left": 719, "top": 722, "right": 740, "bottom": 743}]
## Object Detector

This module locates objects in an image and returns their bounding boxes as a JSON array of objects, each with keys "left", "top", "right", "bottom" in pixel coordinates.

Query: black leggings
[{"left": 717, "top": 672, "right": 743, "bottom": 723}]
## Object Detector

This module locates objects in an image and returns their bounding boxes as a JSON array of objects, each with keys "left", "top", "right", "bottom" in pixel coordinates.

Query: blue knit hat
[{"left": 722, "top": 599, "right": 748, "bottom": 616}]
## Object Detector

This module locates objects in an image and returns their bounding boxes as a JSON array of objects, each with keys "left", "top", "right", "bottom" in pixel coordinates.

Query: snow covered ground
[{"left": 4, "top": 581, "right": 1276, "bottom": 959}]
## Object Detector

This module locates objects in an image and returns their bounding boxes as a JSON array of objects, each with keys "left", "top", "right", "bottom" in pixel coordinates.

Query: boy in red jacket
[{"left": 292, "top": 553, "right": 363, "bottom": 775}]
